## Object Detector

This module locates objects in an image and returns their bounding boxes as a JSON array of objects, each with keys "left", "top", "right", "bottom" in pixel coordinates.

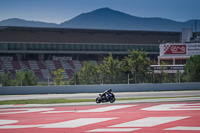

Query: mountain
[
  {"left": 60, "top": 8, "right": 199, "bottom": 31},
  {"left": 0, "top": 18, "right": 58, "bottom": 27},
  {"left": 0, "top": 8, "right": 199, "bottom": 31}
]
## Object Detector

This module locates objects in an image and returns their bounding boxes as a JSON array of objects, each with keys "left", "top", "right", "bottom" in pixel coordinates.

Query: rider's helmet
[{"left": 108, "top": 88, "right": 112, "bottom": 92}]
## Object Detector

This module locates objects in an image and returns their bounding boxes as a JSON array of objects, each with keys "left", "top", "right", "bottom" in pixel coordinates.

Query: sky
[{"left": 0, "top": 0, "right": 200, "bottom": 24}]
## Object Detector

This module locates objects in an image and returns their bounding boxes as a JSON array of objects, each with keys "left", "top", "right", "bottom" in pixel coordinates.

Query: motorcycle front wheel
[
  {"left": 109, "top": 96, "right": 115, "bottom": 103},
  {"left": 96, "top": 97, "right": 101, "bottom": 103}
]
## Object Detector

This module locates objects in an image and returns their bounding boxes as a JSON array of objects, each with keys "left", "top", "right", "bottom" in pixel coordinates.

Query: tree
[
  {"left": 122, "top": 49, "right": 150, "bottom": 83},
  {"left": 51, "top": 68, "right": 64, "bottom": 85},
  {"left": 23, "top": 70, "right": 37, "bottom": 86},
  {"left": 76, "top": 61, "right": 99, "bottom": 85},
  {"left": 98, "top": 53, "right": 122, "bottom": 84},
  {"left": 0, "top": 72, "right": 12, "bottom": 86},
  {"left": 155, "top": 61, "right": 176, "bottom": 83},
  {"left": 12, "top": 70, "right": 37, "bottom": 86},
  {"left": 183, "top": 55, "right": 200, "bottom": 82}
]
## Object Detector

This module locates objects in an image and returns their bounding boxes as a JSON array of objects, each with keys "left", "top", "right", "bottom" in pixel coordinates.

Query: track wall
[{"left": 0, "top": 83, "right": 200, "bottom": 95}]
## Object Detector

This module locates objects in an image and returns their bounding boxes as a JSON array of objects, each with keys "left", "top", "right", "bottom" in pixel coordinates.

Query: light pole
[
  {"left": 48, "top": 75, "right": 49, "bottom": 86},
  {"left": 128, "top": 74, "right": 129, "bottom": 84},
  {"left": 20, "top": 71, "right": 22, "bottom": 86},
  {"left": 178, "top": 70, "right": 180, "bottom": 83},
  {"left": 74, "top": 69, "right": 78, "bottom": 85},
  {"left": 152, "top": 70, "right": 154, "bottom": 83}
]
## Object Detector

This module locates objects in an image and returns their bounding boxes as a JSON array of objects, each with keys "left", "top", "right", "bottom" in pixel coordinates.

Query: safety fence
[{"left": 0, "top": 82, "right": 200, "bottom": 95}]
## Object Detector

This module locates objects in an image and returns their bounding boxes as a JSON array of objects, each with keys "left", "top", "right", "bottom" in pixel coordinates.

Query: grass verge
[{"left": 0, "top": 96, "right": 199, "bottom": 105}]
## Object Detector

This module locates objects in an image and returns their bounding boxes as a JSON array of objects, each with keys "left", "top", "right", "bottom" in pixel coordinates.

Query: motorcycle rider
[
  {"left": 96, "top": 88, "right": 115, "bottom": 103},
  {"left": 102, "top": 88, "right": 112, "bottom": 100}
]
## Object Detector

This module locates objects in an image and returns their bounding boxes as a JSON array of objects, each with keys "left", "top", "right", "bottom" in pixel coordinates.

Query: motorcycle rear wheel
[{"left": 96, "top": 97, "right": 101, "bottom": 103}]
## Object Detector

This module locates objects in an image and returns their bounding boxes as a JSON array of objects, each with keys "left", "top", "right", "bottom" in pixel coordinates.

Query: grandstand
[{"left": 0, "top": 26, "right": 181, "bottom": 81}]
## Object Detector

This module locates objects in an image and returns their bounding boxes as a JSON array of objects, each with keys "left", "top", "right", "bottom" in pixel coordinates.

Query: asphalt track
[
  {"left": 0, "top": 91, "right": 200, "bottom": 132},
  {"left": 1, "top": 90, "right": 200, "bottom": 101},
  {"left": 0, "top": 101, "right": 200, "bottom": 133}
]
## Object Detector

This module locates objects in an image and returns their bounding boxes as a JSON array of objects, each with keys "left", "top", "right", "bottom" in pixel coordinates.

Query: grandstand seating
[
  {"left": 2, "top": 60, "right": 13, "bottom": 70},
  {"left": 19, "top": 61, "right": 28, "bottom": 70},
  {"left": 0, "top": 59, "right": 98, "bottom": 81},
  {"left": 0, "top": 61, "right": 4, "bottom": 74},
  {"left": 41, "top": 69, "right": 48, "bottom": 77},
  {"left": 11, "top": 61, "right": 21, "bottom": 70},
  {"left": 29, "top": 60, "right": 39, "bottom": 70},
  {"left": 72, "top": 60, "right": 82, "bottom": 70},
  {"left": 53, "top": 60, "right": 63, "bottom": 69},
  {"left": 33, "top": 69, "right": 44, "bottom": 79},
  {"left": 37, "top": 61, "right": 47, "bottom": 69},
  {"left": 66, "top": 69, "right": 73, "bottom": 79},
  {"left": 89, "top": 60, "right": 98, "bottom": 66},
  {"left": 45, "top": 60, "right": 56, "bottom": 70},
  {"left": 22, "top": 61, "right": 31, "bottom": 69}
]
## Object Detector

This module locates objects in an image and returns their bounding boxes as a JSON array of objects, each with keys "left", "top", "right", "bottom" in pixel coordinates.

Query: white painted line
[
  {"left": 42, "top": 105, "right": 136, "bottom": 113},
  {"left": 78, "top": 105, "right": 136, "bottom": 112},
  {"left": 165, "top": 126, "right": 200, "bottom": 131},
  {"left": 110, "top": 117, "right": 189, "bottom": 127},
  {"left": 87, "top": 128, "right": 141, "bottom": 132},
  {"left": 0, "top": 118, "right": 117, "bottom": 129},
  {"left": 0, "top": 125, "right": 40, "bottom": 129},
  {"left": 0, "top": 120, "right": 18, "bottom": 125},
  {"left": 42, "top": 111, "right": 75, "bottom": 113},
  {"left": 40, "top": 118, "right": 117, "bottom": 128},
  {"left": 141, "top": 104, "right": 200, "bottom": 111},
  {"left": 0, "top": 108, "right": 54, "bottom": 114}
]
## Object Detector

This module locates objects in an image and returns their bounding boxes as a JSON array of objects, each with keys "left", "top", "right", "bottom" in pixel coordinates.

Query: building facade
[{"left": 0, "top": 26, "right": 181, "bottom": 81}]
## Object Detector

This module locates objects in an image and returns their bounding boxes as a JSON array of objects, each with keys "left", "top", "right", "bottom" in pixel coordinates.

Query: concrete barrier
[{"left": 0, "top": 83, "right": 200, "bottom": 95}]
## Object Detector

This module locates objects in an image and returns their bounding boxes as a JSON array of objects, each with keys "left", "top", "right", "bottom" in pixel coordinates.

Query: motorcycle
[{"left": 96, "top": 91, "right": 115, "bottom": 103}]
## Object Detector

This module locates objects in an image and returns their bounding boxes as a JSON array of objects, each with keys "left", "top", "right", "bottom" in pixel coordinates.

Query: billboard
[{"left": 160, "top": 43, "right": 200, "bottom": 56}]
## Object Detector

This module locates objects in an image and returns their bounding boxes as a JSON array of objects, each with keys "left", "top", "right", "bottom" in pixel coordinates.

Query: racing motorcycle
[{"left": 96, "top": 89, "right": 115, "bottom": 103}]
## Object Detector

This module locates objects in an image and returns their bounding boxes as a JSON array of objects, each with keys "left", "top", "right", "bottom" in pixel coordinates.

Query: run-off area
[{"left": 0, "top": 102, "right": 200, "bottom": 133}]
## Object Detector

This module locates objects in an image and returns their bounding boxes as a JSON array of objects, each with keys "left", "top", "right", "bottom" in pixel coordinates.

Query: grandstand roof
[
  {"left": 0, "top": 26, "right": 180, "bottom": 44},
  {"left": 0, "top": 26, "right": 181, "bottom": 34}
]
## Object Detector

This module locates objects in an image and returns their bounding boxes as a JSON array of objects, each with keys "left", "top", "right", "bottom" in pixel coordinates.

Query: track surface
[
  {"left": 1, "top": 91, "right": 200, "bottom": 101},
  {"left": 0, "top": 102, "right": 200, "bottom": 133}
]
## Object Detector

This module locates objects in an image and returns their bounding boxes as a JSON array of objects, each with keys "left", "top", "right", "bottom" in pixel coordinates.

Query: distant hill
[
  {"left": 0, "top": 18, "right": 58, "bottom": 27},
  {"left": 0, "top": 8, "right": 199, "bottom": 31}
]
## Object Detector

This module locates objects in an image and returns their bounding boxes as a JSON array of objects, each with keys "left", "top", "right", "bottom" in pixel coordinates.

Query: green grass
[
  {"left": 0, "top": 96, "right": 199, "bottom": 105},
  {"left": 118, "top": 96, "right": 199, "bottom": 100},
  {"left": 0, "top": 99, "right": 94, "bottom": 105}
]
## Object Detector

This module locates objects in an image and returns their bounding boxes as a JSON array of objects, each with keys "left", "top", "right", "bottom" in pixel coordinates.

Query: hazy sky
[{"left": 0, "top": 0, "right": 200, "bottom": 24}]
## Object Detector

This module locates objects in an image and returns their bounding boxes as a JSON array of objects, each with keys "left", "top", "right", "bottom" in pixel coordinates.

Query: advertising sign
[
  {"left": 53, "top": 56, "right": 72, "bottom": 61},
  {"left": 164, "top": 45, "right": 186, "bottom": 54},
  {"left": 187, "top": 43, "right": 200, "bottom": 55},
  {"left": 0, "top": 56, "right": 13, "bottom": 61},
  {"left": 160, "top": 43, "right": 200, "bottom": 56},
  {"left": 151, "top": 65, "right": 184, "bottom": 70}
]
